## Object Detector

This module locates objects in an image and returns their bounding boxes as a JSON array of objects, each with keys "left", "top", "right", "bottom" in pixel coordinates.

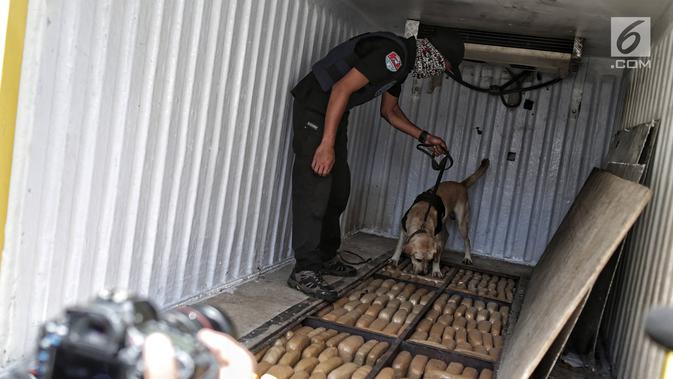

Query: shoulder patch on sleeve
[{"left": 385, "top": 51, "right": 402, "bottom": 72}]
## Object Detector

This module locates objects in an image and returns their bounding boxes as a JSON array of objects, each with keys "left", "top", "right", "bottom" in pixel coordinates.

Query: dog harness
[{"left": 401, "top": 190, "right": 446, "bottom": 236}]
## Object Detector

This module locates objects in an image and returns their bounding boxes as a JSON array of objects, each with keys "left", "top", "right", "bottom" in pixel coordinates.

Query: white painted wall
[{"left": 0, "top": 0, "right": 378, "bottom": 367}]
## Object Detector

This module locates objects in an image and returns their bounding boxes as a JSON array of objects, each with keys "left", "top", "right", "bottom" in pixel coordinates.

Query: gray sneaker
[{"left": 287, "top": 270, "right": 339, "bottom": 301}]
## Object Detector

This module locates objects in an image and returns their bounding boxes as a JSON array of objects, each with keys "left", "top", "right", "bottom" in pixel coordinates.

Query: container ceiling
[{"left": 346, "top": 0, "right": 672, "bottom": 56}]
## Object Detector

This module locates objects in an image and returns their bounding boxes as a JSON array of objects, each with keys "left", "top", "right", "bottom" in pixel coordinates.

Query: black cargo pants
[{"left": 291, "top": 101, "right": 350, "bottom": 272}]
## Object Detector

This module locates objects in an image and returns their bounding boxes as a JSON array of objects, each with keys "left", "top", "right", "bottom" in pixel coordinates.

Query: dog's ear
[{"left": 402, "top": 244, "right": 413, "bottom": 256}]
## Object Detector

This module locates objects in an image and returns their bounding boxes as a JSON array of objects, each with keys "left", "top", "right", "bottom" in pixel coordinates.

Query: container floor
[{"left": 200, "top": 233, "right": 396, "bottom": 338}]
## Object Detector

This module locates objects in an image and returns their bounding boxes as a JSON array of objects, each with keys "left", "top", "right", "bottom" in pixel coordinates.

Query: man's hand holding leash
[{"left": 421, "top": 132, "right": 448, "bottom": 156}]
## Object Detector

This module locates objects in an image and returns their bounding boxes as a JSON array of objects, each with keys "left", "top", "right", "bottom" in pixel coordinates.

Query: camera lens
[{"left": 162, "top": 304, "right": 236, "bottom": 338}]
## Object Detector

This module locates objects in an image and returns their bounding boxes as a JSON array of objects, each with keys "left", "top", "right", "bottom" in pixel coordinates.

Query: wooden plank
[
  {"left": 497, "top": 170, "right": 651, "bottom": 379},
  {"left": 565, "top": 121, "right": 658, "bottom": 362}
]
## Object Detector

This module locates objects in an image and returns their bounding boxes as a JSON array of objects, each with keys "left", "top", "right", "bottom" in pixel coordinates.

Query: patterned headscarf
[{"left": 412, "top": 38, "right": 446, "bottom": 79}]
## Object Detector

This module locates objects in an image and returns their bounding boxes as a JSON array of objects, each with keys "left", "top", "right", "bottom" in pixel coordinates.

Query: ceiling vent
[{"left": 418, "top": 24, "right": 583, "bottom": 78}]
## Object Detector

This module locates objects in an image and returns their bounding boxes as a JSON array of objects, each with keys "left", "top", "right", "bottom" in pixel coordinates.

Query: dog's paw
[
  {"left": 462, "top": 257, "right": 473, "bottom": 265},
  {"left": 389, "top": 258, "right": 400, "bottom": 268},
  {"left": 431, "top": 269, "right": 444, "bottom": 279}
]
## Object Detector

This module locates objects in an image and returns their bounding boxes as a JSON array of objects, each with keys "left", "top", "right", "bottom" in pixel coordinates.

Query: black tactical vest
[{"left": 311, "top": 32, "right": 412, "bottom": 106}]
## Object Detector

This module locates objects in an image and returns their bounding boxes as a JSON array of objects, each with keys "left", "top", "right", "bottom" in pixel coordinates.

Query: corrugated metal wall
[
  {"left": 603, "top": 20, "right": 673, "bottom": 379},
  {"left": 343, "top": 58, "right": 626, "bottom": 264},
  {"left": 0, "top": 0, "right": 377, "bottom": 366}
]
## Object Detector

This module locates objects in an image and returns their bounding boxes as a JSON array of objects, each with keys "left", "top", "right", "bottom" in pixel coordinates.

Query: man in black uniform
[{"left": 288, "top": 30, "right": 465, "bottom": 300}]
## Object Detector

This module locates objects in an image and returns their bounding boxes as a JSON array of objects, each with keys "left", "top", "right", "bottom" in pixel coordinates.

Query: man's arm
[
  {"left": 380, "top": 92, "right": 448, "bottom": 155},
  {"left": 312, "top": 68, "right": 369, "bottom": 176}
]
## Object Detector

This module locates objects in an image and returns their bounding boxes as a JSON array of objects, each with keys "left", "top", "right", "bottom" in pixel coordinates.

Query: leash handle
[{"left": 416, "top": 144, "right": 454, "bottom": 171}]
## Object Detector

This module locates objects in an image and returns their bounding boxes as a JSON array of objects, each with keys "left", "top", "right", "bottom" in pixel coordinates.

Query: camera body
[{"left": 36, "top": 290, "right": 233, "bottom": 379}]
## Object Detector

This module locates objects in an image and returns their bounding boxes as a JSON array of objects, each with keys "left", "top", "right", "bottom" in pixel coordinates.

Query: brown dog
[{"left": 391, "top": 159, "right": 489, "bottom": 277}]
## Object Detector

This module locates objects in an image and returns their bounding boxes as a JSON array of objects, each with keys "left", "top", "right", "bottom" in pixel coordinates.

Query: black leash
[
  {"left": 337, "top": 250, "right": 371, "bottom": 265},
  {"left": 404, "top": 144, "right": 453, "bottom": 240},
  {"left": 415, "top": 143, "right": 453, "bottom": 194}
]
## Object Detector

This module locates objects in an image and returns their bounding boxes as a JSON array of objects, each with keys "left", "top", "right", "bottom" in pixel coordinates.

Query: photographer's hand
[
  {"left": 144, "top": 333, "right": 177, "bottom": 378},
  {"left": 197, "top": 329, "right": 256, "bottom": 378},
  {"left": 143, "top": 330, "right": 256, "bottom": 379}
]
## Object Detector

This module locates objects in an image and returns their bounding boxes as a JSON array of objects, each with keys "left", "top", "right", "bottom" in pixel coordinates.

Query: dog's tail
[{"left": 461, "top": 159, "right": 490, "bottom": 188}]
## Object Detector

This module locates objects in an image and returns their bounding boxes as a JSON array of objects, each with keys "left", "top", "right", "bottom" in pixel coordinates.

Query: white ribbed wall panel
[
  {"left": 343, "top": 58, "right": 625, "bottom": 264},
  {"left": 0, "top": 0, "right": 376, "bottom": 366},
  {"left": 603, "top": 20, "right": 673, "bottom": 379}
]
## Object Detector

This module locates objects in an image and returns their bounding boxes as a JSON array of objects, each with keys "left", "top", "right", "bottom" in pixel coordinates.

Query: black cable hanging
[{"left": 446, "top": 68, "right": 563, "bottom": 108}]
